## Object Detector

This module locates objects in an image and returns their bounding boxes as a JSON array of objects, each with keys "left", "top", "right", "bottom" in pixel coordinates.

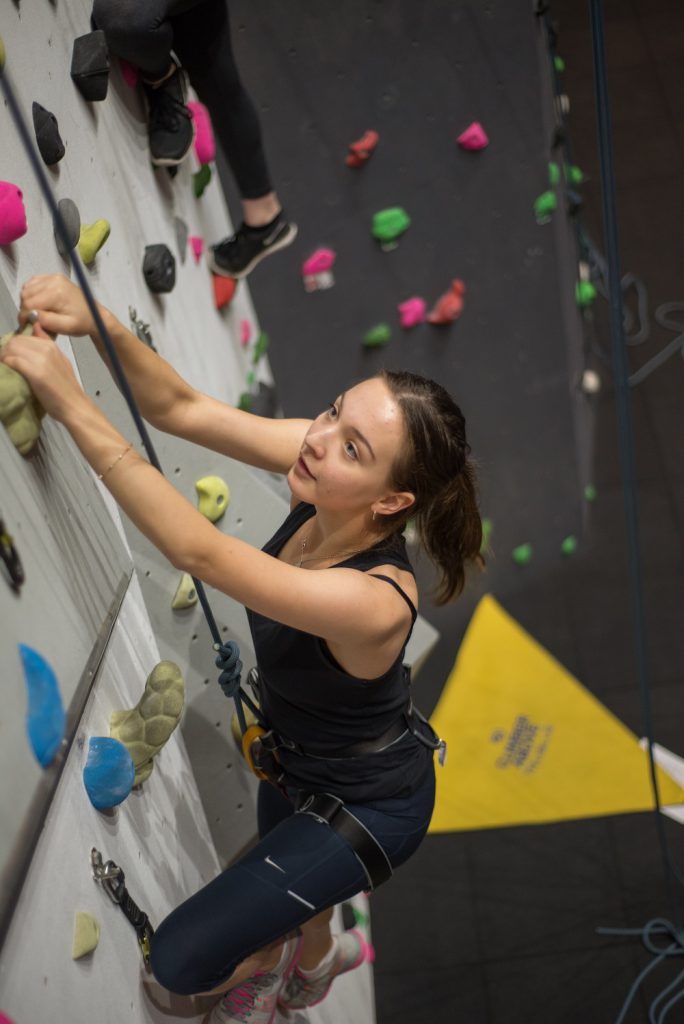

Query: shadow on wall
[{"left": 181, "top": 703, "right": 259, "bottom": 866}]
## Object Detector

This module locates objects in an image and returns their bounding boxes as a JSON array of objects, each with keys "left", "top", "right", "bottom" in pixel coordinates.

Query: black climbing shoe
[
  {"left": 144, "top": 65, "right": 194, "bottom": 167},
  {"left": 208, "top": 217, "right": 298, "bottom": 279}
]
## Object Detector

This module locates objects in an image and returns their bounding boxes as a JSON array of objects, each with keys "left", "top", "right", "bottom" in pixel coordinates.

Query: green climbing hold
[
  {"left": 566, "top": 164, "right": 585, "bottom": 186},
  {"left": 238, "top": 392, "right": 253, "bottom": 412},
  {"left": 195, "top": 474, "right": 230, "bottom": 523},
  {"left": 352, "top": 906, "right": 369, "bottom": 927},
  {"left": 560, "top": 535, "right": 578, "bottom": 556},
  {"left": 512, "top": 542, "right": 533, "bottom": 566},
  {"left": 548, "top": 162, "right": 560, "bottom": 187},
  {"left": 245, "top": 369, "right": 256, "bottom": 387},
  {"left": 554, "top": 56, "right": 565, "bottom": 73},
  {"left": 0, "top": 35, "right": 6, "bottom": 73},
  {"left": 252, "top": 331, "right": 270, "bottom": 365},
  {"left": 72, "top": 912, "right": 100, "bottom": 960},
  {"left": 584, "top": 484, "right": 597, "bottom": 502},
  {"left": 363, "top": 323, "right": 391, "bottom": 348},
  {"left": 0, "top": 326, "right": 45, "bottom": 456},
  {"left": 534, "top": 190, "right": 557, "bottom": 223},
  {"left": 171, "top": 572, "right": 197, "bottom": 610},
  {"left": 78, "top": 219, "right": 110, "bottom": 265},
  {"left": 575, "top": 280, "right": 597, "bottom": 308},
  {"left": 371, "top": 207, "right": 411, "bottom": 244},
  {"left": 110, "top": 661, "right": 185, "bottom": 786},
  {"left": 193, "top": 164, "right": 211, "bottom": 198},
  {"left": 480, "top": 517, "right": 493, "bottom": 554}
]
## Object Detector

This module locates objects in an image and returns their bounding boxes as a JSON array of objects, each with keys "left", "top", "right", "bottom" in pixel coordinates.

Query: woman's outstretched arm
[
  {"left": 18, "top": 274, "right": 311, "bottom": 475},
  {"left": 0, "top": 327, "right": 410, "bottom": 657}
]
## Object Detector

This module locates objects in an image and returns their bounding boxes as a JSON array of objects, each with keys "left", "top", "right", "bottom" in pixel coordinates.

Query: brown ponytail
[{"left": 377, "top": 369, "right": 484, "bottom": 604}]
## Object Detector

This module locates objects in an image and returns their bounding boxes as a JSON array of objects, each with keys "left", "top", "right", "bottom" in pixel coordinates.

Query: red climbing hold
[
  {"left": 0, "top": 182, "right": 27, "bottom": 245},
  {"left": 213, "top": 274, "right": 236, "bottom": 310},
  {"left": 345, "top": 129, "right": 379, "bottom": 168},
  {"left": 457, "top": 122, "right": 489, "bottom": 151},
  {"left": 427, "top": 279, "right": 466, "bottom": 324}
]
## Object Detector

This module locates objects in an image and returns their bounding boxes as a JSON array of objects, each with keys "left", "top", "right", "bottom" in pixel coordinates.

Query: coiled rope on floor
[{"left": 0, "top": 46, "right": 262, "bottom": 736}]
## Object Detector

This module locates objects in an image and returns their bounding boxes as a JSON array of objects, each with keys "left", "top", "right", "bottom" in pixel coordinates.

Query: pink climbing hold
[
  {"left": 398, "top": 297, "right": 426, "bottom": 329},
  {"left": 240, "top": 320, "right": 252, "bottom": 347},
  {"left": 0, "top": 1013, "right": 17, "bottom": 1024},
  {"left": 0, "top": 182, "right": 28, "bottom": 245},
  {"left": 119, "top": 58, "right": 139, "bottom": 88},
  {"left": 457, "top": 122, "right": 489, "bottom": 151},
  {"left": 427, "top": 279, "right": 466, "bottom": 325},
  {"left": 188, "top": 101, "right": 216, "bottom": 165},
  {"left": 302, "top": 248, "right": 336, "bottom": 276},
  {"left": 189, "top": 236, "right": 204, "bottom": 263}
]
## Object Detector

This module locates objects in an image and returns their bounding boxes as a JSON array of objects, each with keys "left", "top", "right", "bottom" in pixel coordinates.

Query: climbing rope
[
  {"left": 539, "top": 2, "right": 684, "bottom": 1019},
  {"left": 0, "top": 49, "right": 263, "bottom": 737}
]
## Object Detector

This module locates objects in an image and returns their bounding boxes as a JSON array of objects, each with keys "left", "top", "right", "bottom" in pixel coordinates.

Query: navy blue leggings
[
  {"left": 92, "top": 0, "right": 273, "bottom": 198},
  {"left": 150, "top": 768, "right": 435, "bottom": 995}
]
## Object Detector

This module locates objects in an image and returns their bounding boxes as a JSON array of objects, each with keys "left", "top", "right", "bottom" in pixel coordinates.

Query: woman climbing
[{"left": 1, "top": 274, "right": 483, "bottom": 1024}]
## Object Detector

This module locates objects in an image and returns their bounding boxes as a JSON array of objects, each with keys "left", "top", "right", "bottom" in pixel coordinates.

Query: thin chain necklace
[{"left": 297, "top": 530, "right": 365, "bottom": 568}]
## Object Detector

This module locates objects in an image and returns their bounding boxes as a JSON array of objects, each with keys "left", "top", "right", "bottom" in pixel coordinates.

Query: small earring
[{"left": 372, "top": 510, "right": 377, "bottom": 521}]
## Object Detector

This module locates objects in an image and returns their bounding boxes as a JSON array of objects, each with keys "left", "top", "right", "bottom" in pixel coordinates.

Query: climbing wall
[{"left": 0, "top": 4, "right": 434, "bottom": 1022}]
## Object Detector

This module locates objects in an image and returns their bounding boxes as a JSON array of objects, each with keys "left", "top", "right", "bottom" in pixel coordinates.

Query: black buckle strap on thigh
[{"left": 297, "top": 792, "right": 393, "bottom": 891}]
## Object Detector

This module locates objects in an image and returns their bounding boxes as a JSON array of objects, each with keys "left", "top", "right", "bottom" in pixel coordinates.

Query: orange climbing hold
[
  {"left": 213, "top": 274, "right": 236, "bottom": 310},
  {"left": 346, "top": 129, "right": 379, "bottom": 168},
  {"left": 427, "top": 279, "right": 466, "bottom": 325}
]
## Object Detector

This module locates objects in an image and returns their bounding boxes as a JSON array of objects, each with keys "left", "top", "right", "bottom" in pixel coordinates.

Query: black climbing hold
[
  {"left": 71, "top": 31, "right": 110, "bottom": 102},
  {"left": 54, "top": 197, "right": 80, "bottom": 256},
  {"left": 32, "top": 102, "right": 66, "bottom": 165},
  {"left": 0, "top": 513, "right": 25, "bottom": 591},
  {"left": 142, "top": 244, "right": 176, "bottom": 294}
]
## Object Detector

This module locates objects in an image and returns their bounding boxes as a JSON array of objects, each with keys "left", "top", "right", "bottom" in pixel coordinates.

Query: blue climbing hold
[
  {"left": 19, "top": 644, "right": 66, "bottom": 768},
  {"left": 83, "top": 736, "right": 135, "bottom": 809}
]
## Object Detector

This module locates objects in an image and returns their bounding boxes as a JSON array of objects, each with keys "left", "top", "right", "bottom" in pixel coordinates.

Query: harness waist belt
[{"left": 261, "top": 708, "right": 411, "bottom": 760}]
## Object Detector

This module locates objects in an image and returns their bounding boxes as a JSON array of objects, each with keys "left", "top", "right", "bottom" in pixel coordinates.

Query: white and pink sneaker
[{"left": 208, "top": 936, "right": 302, "bottom": 1024}]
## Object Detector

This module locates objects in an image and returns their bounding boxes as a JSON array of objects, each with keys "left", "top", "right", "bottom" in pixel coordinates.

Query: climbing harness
[
  {"left": 242, "top": 666, "right": 446, "bottom": 890},
  {"left": 0, "top": 513, "right": 24, "bottom": 590},
  {"left": 246, "top": 665, "right": 446, "bottom": 772},
  {"left": 296, "top": 792, "right": 393, "bottom": 891},
  {"left": 91, "top": 848, "right": 154, "bottom": 965}
]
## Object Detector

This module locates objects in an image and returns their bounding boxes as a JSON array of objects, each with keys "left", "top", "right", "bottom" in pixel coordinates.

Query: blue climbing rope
[{"left": 0, "top": 54, "right": 262, "bottom": 735}]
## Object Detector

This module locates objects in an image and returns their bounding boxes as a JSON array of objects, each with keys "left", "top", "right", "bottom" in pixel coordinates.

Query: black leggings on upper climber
[{"left": 91, "top": 0, "right": 298, "bottom": 276}]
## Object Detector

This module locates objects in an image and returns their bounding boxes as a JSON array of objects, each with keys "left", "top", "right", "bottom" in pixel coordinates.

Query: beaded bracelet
[{"left": 98, "top": 442, "right": 133, "bottom": 481}]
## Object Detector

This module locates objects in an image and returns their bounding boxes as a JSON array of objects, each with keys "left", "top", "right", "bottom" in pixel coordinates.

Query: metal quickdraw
[{"left": 91, "top": 848, "right": 154, "bottom": 964}]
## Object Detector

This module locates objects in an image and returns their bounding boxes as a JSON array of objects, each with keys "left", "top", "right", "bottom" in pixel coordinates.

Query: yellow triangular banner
[{"left": 429, "top": 594, "right": 684, "bottom": 833}]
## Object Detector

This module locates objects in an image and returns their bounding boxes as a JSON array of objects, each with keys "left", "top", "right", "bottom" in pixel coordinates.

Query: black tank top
[{"left": 246, "top": 502, "right": 433, "bottom": 801}]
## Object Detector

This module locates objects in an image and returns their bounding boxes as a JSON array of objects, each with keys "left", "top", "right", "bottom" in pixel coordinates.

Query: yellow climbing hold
[
  {"left": 110, "top": 661, "right": 185, "bottom": 786},
  {"left": 429, "top": 594, "right": 684, "bottom": 833},
  {"left": 0, "top": 35, "right": 6, "bottom": 73},
  {"left": 195, "top": 474, "right": 230, "bottom": 523},
  {"left": 0, "top": 327, "right": 45, "bottom": 456},
  {"left": 78, "top": 219, "right": 110, "bottom": 265},
  {"left": 71, "top": 911, "right": 100, "bottom": 959},
  {"left": 171, "top": 572, "right": 198, "bottom": 609}
]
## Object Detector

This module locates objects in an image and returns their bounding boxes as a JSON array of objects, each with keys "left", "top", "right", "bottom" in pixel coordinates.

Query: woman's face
[{"left": 288, "top": 377, "right": 408, "bottom": 515}]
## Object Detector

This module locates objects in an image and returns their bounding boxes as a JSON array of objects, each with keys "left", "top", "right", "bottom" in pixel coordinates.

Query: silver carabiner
[{"left": 91, "top": 847, "right": 125, "bottom": 905}]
